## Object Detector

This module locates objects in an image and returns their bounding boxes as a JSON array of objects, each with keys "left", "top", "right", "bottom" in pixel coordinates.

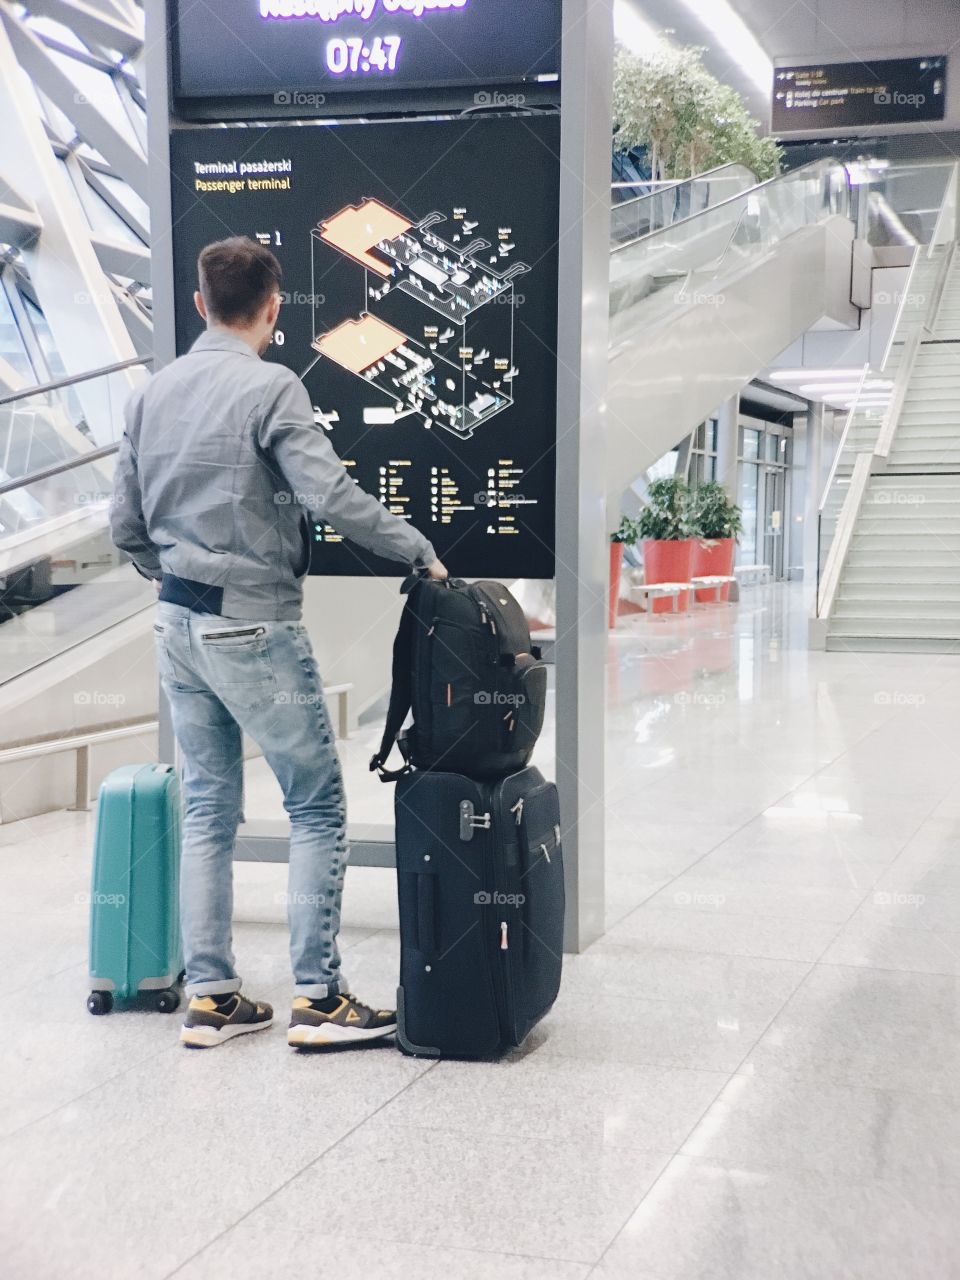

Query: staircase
[
  {"left": 817, "top": 249, "right": 948, "bottom": 573},
  {"left": 827, "top": 247, "right": 960, "bottom": 651}
]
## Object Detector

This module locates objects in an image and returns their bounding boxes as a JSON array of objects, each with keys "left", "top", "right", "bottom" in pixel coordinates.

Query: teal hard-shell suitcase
[{"left": 87, "top": 764, "right": 184, "bottom": 1015}]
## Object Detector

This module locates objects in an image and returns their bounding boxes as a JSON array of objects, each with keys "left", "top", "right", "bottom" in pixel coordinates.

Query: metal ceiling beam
[
  {"left": 0, "top": 200, "right": 43, "bottom": 248},
  {"left": 0, "top": 4, "right": 149, "bottom": 200},
  {"left": 90, "top": 229, "right": 150, "bottom": 283},
  {"left": 0, "top": 353, "right": 29, "bottom": 397},
  {"left": 0, "top": 14, "right": 145, "bottom": 444},
  {"left": 21, "top": 0, "right": 142, "bottom": 60},
  {"left": 78, "top": 157, "right": 148, "bottom": 242},
  {"left": 111, "top": 284, "right": 152, "bottom": 355}
]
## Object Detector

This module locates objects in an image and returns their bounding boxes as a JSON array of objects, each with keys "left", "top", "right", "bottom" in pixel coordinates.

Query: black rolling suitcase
[{"left": 394, "top": 765, "right": 564, "bottom": 1059}]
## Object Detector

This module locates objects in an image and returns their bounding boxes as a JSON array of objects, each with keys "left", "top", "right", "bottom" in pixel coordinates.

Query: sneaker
[
  {"left": 180, "top": 992, "right": 273, "bottom": 1048},
  {"left": 288, "top": 993, "right": 397, "bottom": 1048}
]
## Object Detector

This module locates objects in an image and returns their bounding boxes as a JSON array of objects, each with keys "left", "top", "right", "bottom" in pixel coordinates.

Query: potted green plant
[
  {"left": 636, "top": 478, "right": 695, "bottom": 612},
  {"left": 609, "top": 515, "right": 640, "bottom": 628},
  {"left": 689, "top": 481, "right": 742, "bottom": 601}
]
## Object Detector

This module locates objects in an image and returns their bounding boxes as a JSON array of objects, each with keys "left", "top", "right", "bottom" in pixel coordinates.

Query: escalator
[
  {"left": 605, "top": 158, "right": 861, "bottom": 506},
  {"left": 0, "top": 359, "right": 155, "bottom": 695}
]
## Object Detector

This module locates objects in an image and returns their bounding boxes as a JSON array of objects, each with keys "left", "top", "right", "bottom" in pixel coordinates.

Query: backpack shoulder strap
[{"left": 369, "top": 583, "right": 419, "bottom": 782}]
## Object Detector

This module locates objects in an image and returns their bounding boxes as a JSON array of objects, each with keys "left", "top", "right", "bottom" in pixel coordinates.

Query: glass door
[
  {"left": 762, "top": 463, "right": 786, "bottom": 578},
  {"left": 738, "top": 424, "right": 791, "bottom": 578}
]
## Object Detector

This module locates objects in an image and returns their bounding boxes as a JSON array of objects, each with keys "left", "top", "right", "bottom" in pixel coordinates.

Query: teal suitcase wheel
[{"left": 154, "top": 989, "right": 180, "bottom": 1014}]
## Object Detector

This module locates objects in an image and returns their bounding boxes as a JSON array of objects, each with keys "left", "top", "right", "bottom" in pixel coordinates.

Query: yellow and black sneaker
[
  {"left": 180, "top": 992, "right": 273, "bottom": 1048},
  {"left": 288, "top": 993, "right": 397, "bottom": 1049}
]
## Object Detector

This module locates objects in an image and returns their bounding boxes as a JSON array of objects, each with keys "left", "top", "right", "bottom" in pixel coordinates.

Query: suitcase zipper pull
[
  {"left": 510, "top": 798, "right": 524, "bottom": 825},
  {"left": 540, "top": 841, "right": 551, "bottom": 864},
  {"left": 499, "top": 921, "right": 509, "bottom": 950}
]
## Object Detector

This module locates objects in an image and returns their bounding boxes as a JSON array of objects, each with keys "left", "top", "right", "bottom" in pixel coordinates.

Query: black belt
[{"left": 158, "top": 575, "right": 224, "bottom": 615}]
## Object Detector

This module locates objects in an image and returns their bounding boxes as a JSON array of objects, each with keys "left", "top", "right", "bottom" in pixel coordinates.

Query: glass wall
[
  {"left": 738, "top": 418, "right": 792, "bottom": 578},
  {"left": 688, "top": 418, "right": 718, "bottom": 486}
]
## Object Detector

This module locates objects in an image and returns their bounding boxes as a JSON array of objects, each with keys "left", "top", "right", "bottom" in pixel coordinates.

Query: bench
[
  {"left": 628, "top": 581, "right": 694, "bottom": 614},
  {"left": 690, "top": 574, "right": 736, "bottom": 604},
  {"left": 734, "top": 564, "right": 770, "bottom": 585}
]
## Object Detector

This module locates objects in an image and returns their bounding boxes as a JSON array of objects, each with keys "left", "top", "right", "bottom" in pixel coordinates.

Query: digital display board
[
  {"left": 773, "top": 56, "right": 947, "bottom": 132},
  {"left": 169, "top": 115, "right": 560, "bottom": 578},
  {"left": 172, "top": 0, "right": 561, "bottom": 102}
]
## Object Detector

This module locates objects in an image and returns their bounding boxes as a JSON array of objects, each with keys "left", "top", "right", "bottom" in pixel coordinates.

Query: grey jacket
[{"left": 110, "top": 329, "right": 436, "bottom": 620}]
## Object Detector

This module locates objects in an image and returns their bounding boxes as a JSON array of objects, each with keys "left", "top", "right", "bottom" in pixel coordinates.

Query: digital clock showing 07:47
[{"left": 326, "top": 35, "right": 402, "bottom": 74}]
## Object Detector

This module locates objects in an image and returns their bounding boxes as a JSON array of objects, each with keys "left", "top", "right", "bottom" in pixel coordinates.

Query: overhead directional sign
[{"left": 773, "top": 56, "right": 947, "bottom": 132}]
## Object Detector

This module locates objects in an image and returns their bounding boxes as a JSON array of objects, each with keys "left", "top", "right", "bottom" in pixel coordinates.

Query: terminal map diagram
[
  {"left": 311, "top": 198, "right": 529, "bottom": 440},
  {"left": 169, "top": 114, "right": 561, "bottom": 577}
]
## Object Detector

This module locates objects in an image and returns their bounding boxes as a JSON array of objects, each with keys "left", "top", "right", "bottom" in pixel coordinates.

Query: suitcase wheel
[
  {"left": 87, "top": 991, "right": 113, "bottom": 1016},
  {"left": 154, "top": 989, "right": 181, "bottom": 1014}
]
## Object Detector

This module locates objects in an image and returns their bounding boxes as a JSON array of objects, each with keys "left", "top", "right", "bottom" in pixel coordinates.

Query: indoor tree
[{"left": 613, "top": 42, "right": 781, "bottom": 182}]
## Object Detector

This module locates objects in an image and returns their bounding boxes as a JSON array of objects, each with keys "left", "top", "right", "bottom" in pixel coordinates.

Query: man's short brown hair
[{"left": 197, "top": 236, "right": 282, "bottom": 326}]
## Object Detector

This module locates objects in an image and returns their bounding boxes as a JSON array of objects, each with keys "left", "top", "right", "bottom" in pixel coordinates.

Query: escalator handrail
[
  {"left": 0, "top": 442, "right": 120, "bottom": 499},
  {"left": 0, "top": 355, "right": 151, "bottom": 407},
  {"left": 611, "top": 162, "right": 757, "bottom": 214},
  {"left": 610, "top": 158, "right": 851, "bottom": 258}
]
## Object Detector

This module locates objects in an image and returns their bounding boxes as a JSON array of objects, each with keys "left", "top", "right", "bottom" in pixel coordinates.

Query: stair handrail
[
  {"left": 0, "top": 355, "right": 151, "bottom": 407},
  {"left": 875, "top": 238, "right": 956, "bottom": 461},
  {"left": 927, "top": 161, "right": 959, "bottom": 257},
  {"left": 879, "top": 240, "right": 931, "bottom": 372},
  {"left": 816, "top": 210, "right": 958, "bottom": 618},
  {"left": 818, "top": 362, "right": 871, "bottom": 513},
  {"left": 817, "top": 451, "right": 873, "bottom": 619}
]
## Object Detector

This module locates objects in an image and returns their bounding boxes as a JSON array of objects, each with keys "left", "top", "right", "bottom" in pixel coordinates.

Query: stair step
[
  {"left": 837, "top": 585, "right": 960, "bottom": 604},
  {"left": 826, "top": 635, "right": 960, "bottom": 654},
  {"left": 842, "top": 567, "right": 960, "bottom": 584},
  {"left": 853, "top": 514, "right": 960, "bottom": 526},
  {"left": 850, "top": 535, "right": 960, "bottom": 551},
  {"left": 829, "top": 615, "right": 960, "bottom": 638},
  {"left": 846, "top": 551, "right": 960, "bottom": 566}
]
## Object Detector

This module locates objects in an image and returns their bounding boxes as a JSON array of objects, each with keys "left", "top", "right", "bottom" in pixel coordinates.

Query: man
[{"left": 110, "top": 236, "right": 447, "bottom": 1050}]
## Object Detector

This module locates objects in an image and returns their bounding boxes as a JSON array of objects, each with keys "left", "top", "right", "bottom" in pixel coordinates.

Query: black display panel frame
[
  {"left": 168, "top": 113, "right": 561, "bottom": 579},
  {"left": 170, "top": 0, "right": 561, "bottom": 118},
  {"left": 772, "top": 56, "right": 947, "bottom": 132}
]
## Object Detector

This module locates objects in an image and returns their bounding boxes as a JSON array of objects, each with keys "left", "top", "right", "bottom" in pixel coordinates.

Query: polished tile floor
[{"left": 4, "top": 582, "right": 960, "bottom": 1278}]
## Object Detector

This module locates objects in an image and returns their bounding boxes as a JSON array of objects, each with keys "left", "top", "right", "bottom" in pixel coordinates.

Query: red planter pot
[
  {"left": 642, "top": 538, "right": 694, "bottom": 613},
  {"left": 690, "top": 537, "right": 736, "bottom": 602},
  {"left": 609, "top": 541, "right": 624, "bottom": 629}
]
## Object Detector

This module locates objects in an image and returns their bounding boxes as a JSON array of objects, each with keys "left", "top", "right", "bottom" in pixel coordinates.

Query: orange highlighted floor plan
[
  {"left": 311, "top": 197, "right": 529, "bottom": 440},
  {"left": 314, "top": 314, "right": 406, "bottom": 375},
  {"left": 318, "top": 200, "right": 413, "bottom": 277}
]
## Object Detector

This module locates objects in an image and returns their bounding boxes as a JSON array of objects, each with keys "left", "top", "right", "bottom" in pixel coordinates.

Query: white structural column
[
  {"left": 715, "top": 393, "right": 740, "bottom": 497},
  {"left": 554, "top": 0, "right": 614, "bottom": 952}
]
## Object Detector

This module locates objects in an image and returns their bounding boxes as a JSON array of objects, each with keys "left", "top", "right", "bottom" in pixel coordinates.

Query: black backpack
[{"left": 370, "top": 575, "right": 548, "bottom": 782}]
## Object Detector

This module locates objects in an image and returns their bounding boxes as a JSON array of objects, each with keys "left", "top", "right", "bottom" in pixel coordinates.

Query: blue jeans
[{"left": 153, "top": 603, "right": 348, "bottom": 1000}]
